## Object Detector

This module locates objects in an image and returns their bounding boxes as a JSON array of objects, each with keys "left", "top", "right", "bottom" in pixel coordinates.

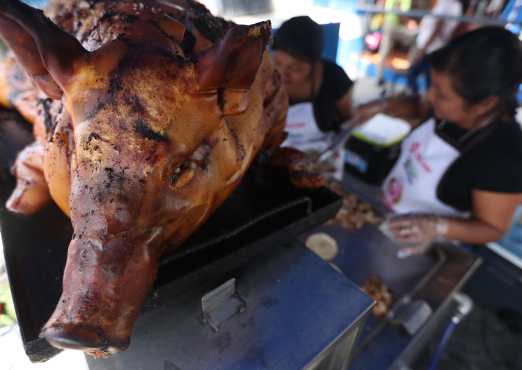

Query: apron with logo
[
  {"left": 382, "top": 118, "right": 468, "bottom": 217},
  {"left": 282, "top": 102, "right": 345, "bottom": 181}
]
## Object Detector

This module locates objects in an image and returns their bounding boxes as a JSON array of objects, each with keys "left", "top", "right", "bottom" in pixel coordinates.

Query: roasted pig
[{"left": 0, "top": 0, "right": 321, "bottom": 356}]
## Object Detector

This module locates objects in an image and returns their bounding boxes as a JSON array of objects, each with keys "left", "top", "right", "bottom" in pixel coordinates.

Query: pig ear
[
  {"left": 0, "top": 1, "right": 87, "bottom": 99},
  {"left": 196, "top": 21, "right": 271, "bottom": 115}
]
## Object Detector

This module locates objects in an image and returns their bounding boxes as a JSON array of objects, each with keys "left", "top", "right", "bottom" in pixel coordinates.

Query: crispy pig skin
[{"left": 0, "top": 0, "right": 318, "bottom": 355}]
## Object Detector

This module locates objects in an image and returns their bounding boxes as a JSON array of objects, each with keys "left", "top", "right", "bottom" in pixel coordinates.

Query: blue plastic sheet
[{"left": 499, "top": 205, "right": 522, "bottom": 258}]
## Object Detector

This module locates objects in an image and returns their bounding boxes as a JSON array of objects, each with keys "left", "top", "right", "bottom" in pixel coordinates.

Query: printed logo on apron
[
  {"left": 402, "top": 141, "right": 433, "bottom": 185},
  {"left": 403, "top": 158, "right": 416, "bottom": 184},
  {"left": 385, "top": 177, "right": 403, "bottom": 206},
  {"left": 382, "top": 119, "right": 468, "bottom": 217}
]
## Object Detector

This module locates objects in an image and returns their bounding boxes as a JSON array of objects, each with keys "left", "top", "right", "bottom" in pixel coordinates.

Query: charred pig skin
[{"left": 0, "top": 0, "right": 321, "bottom": 356}]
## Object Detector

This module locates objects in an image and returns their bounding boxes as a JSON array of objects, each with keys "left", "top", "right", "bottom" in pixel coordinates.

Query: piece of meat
[
  {"left": 269, "top": 147, "right": 326, "bottom": 188},
  {"left": 6, "top": 141, "right": 50, "bottom": 214},
  {"left": 361, "top": 276, "right": 393, "bottom": 317},
  {"left": 0, "top": 0, "right": 320, "bottom": 357},
  {"left": 326, "top": 181, "right": 382, "bottom": 230}
]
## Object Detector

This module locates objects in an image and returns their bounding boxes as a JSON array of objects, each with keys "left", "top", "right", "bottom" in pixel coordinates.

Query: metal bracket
[
  {"left": 390, "top": 299, "right": 433, "bottom": 335},
  {"left": 201, "top": 278, "right": 246, "bottom": 331}
]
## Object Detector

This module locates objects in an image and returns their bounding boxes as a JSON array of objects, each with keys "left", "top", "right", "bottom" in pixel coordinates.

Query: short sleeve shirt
[
  {"left": 312, "top": 59, "right": 353, "bottom": 132},
  {"left": 436, "top": 119, "right": 522, "bottom": 212}
]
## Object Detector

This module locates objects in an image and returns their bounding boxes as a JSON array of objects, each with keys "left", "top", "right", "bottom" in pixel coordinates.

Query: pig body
[{"left": 0, "top": 0, "right": 321, "bottom": 357}]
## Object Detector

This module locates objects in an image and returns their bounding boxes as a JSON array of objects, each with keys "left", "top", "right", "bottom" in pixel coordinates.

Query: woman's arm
[
  {"left": 389, "top": 191, "right": 522, "bottom": 248},
  {"left": 444, "top": 190, "right": 522, "bottom": 244},
  {"left": 348, "top": 95, "right": 431, "bottom": 126}
]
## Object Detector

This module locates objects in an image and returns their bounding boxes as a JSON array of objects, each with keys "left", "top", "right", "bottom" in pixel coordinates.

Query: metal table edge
[{"left": 389, "top": 252, "right": 482, "bottom": 369}]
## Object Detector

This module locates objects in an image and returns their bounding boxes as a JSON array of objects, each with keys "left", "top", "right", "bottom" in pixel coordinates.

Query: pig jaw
[{"left": 41, "top": 234, "right": 160, "bottom": 356}]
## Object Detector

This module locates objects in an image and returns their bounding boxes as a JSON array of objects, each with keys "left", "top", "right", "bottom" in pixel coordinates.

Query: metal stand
[{"left": 85, "top": 244, "right": 374, "bottom": 370}]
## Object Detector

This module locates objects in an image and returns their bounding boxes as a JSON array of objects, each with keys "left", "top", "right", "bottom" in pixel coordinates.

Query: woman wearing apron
[
  {"left": 272, "top": 16, "right": 354, "bottom": 181},
  {"left": 382, "top": 27, "right": 522, "bottom": 255}
]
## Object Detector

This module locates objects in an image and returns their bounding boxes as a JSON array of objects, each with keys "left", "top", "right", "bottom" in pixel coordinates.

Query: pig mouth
[{"left": 42, "top": 323, "right": 130, "bottom": 357}]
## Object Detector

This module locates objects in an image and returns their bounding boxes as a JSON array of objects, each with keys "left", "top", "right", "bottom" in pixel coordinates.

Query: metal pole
[{"left": 356, "top": 5, "right": 522, "bottom": 26}]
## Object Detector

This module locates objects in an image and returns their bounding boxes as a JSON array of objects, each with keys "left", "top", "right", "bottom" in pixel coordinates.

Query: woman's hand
[
  {"left": 386, "top": 214, "right": 448, "bottom": 256},
  {"left": 383, "top": 191, "right": 522, "bottom": 251}
]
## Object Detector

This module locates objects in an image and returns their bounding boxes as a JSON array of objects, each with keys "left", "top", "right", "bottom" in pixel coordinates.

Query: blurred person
[
  {"left": 272, "top": 16, "right": 354, "bottom": 180},
  {"left": 379, "top": 27, "right": 522, "bottom": 255},
  {"left": 407, "top": 0, "right": 469, "bottom": 93},
  {"left": 376, "top": 0, "right": 417, "bottom": 82}
]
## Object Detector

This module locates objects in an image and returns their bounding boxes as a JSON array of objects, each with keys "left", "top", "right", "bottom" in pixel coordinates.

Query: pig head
[{"left": 0, "top": 0, "right": 288, "bottom": 356}]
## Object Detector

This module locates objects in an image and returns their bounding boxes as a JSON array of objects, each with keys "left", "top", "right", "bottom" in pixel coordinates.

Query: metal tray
[
  {"left": 85, "top": 239, "right": 373, "bottom": 370},
  {"left": 0, "top": 110, "right": 342, "bottom": 362},
  {"left": 301, "top": 224, "right": 445, "bottom": 309},
  {"left": 301, "top": 219, "right": 478, "bottom": 369}
]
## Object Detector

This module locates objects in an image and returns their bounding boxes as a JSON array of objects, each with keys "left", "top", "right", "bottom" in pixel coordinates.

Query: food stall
[
  {"left": 0, "top": 1, "right": 512, "bottom": 370},
  {"left": 323, "top": 173, "right": 480, "bottom": 370},
  {"left": 1, "top": 108, "right": 480, "bottom": 370}
]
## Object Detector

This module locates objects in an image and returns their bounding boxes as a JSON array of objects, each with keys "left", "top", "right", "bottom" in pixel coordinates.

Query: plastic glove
[{"left": 386, "top": 214, "right": 448, "bottom": 258}]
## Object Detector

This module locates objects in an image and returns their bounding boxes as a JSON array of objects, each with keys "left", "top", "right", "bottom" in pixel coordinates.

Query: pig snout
[{"left": 41, "top": 234, "right": 159, "bottom": 354}]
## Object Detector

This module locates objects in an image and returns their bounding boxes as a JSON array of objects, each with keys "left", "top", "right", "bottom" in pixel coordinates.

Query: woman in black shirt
[
  {"left": 382, "top": 27, "right": 522, "bottom": 253},
  {"left": 271, "top": 16, "right": 355, "bottom": 180},
  {"left": 272, "top": 16, "right": 353, "bottom": 132}
]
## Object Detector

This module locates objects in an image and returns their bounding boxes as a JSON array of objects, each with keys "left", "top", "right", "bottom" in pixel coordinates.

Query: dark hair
[
  {"left": 272, "top": 16, "right": 323, "bottom": 63},
  {"left": 429, "top": 26, "right": 522, "bottom": 117}
]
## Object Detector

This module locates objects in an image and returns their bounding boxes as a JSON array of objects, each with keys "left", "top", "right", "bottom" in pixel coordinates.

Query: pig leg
[{"left": 6, "top": 141, "right": 51, "bottom": 214}]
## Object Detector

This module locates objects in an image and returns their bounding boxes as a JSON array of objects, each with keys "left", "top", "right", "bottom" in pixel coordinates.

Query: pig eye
[
  {"left": 169, "top": 144, "right": 210, "bottom": 189},
  {"left": 170, "top": 164, "right": 185, "bottom": 185},
  {"left": 170, "top": 161, "right": 193, "bottom": 188}
]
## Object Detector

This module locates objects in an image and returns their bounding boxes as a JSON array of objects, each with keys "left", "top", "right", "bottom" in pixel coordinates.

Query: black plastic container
[{"left": 344, "top": 135, "right": 401, "bottom": 185}]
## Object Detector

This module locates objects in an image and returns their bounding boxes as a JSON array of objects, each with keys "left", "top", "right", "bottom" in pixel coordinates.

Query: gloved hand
[{"left": 385, "top": 214, "right": 448, "bottom": 258}]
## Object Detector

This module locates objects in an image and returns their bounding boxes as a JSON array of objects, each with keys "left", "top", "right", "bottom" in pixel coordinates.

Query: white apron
[
  {"left": 282, "top": 102, "right": 345, "bottom": 181},
  {"left": 382, "top": 118, "right": 468, "bottom": 217}
]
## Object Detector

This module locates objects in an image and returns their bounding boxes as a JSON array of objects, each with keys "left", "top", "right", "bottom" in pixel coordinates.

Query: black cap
[{"left": 272, "top": 16, "right": 323, "bottom": 63}]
